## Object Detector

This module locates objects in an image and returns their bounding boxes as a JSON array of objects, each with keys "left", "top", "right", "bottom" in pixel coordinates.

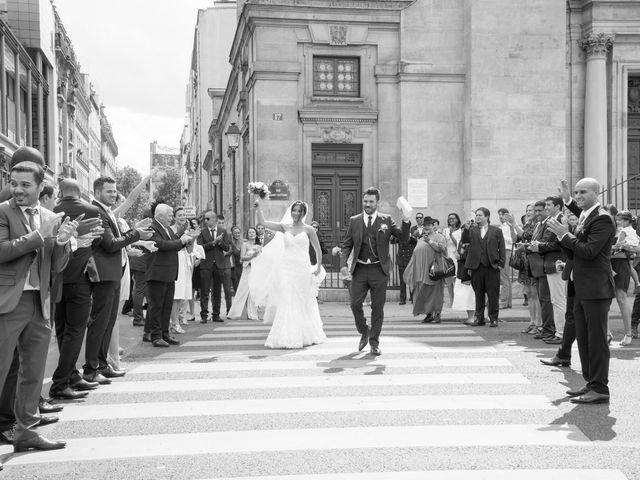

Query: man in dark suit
[
  {"left": 50, "top": 179, "right": 103, "bottom": 399},
  {"left": 410, "top": 212, "right": 426, "bottom": 240},
  {"left": 340, "top": 187, "right": 410, "bottom": 355},
  {"left": 392, "top": 228, "right": 416, "bottom": 305},
  {"left": 0, "top": 162, "right": 76, "bottom": 452},
  {"left": 84, "top": 176, "right": 152, "bottom": 384},
  {"left": 198, "top": 212, "right": 232, "bottom": 323},
  {"left": 464, "top": 207, "right": 505, "bottom": 327},
  {"left": 146, "top": 203, "right": 195, "bottom": 346},
  {"left": 547, "top": 177, "right": 616, "bottom": 404}
]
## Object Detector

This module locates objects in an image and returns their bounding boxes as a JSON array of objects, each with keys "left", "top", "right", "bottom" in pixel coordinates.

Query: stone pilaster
[{"left": 579, "top": 33, "right": 613, "bottom": 185}]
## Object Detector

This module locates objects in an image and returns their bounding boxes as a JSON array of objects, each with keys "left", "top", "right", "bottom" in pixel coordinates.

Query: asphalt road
[{"left": 1, "top": 300, "right": 639, "bottom": 479}]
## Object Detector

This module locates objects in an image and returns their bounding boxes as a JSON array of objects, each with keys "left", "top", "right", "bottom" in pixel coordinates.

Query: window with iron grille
[{"left": 313, "top": 57, "right": 359, "bottom": 97}]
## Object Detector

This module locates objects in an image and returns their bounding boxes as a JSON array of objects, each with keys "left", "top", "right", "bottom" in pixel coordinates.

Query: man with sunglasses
[{"left": 547, "top": 178, "right": 616, "bottom": 404}]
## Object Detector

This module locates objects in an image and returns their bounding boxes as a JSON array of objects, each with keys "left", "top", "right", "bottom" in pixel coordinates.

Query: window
[{"left": 313, "top": 57, "right": 359, "bottom": 97}]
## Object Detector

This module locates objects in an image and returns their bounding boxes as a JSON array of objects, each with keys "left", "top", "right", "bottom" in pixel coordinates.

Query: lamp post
[{"left": 225, "top": 122, "right": 241, "bottom": 225}]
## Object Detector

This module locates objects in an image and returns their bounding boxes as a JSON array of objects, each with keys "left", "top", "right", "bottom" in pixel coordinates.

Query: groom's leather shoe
[
  {"left": 570, "top": 391, "right": 609, "bottom": 404},
  {"left": 358, "top": 327, "right": 370, "bottom": 352},
  {"left": 13, "top": 435, "right": 66, "bottom": 452},
  {"left": 566, "top": 386, "right": 590, "bottom": 397},
  {"left": 540, "top": 356, "right": 571, "bottom": 367},
  {"left": 370, "top": 346, "right": 381, "bottom": 356}
]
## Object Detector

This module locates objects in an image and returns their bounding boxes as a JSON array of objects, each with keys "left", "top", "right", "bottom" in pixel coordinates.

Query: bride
[{"left": 251, "top": 198, "right": 327, "bottom": 348}]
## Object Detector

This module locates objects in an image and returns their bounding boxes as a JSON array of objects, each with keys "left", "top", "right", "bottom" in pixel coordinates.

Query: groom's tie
[{"left": 367, "top": 216, "right": 372, "bottom": 229}]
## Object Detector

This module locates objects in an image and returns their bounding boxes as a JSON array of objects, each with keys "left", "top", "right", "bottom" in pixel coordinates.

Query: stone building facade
[
  {"left": 0, "top": 0, "right": 56, "bottom": 188},
  {"left": 194, "top": 0, "right": 640, "bottom": 248}
]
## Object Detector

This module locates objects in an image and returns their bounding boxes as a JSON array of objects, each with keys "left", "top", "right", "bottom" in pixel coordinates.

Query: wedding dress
[
  {"left": 262, "top": 231, "right": 326, "bottom": 348},
  {"left": 249, "top": 202, "right": 327, "bottom": 349}
]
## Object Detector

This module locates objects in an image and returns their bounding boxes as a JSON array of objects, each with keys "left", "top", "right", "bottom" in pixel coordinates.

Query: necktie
[
  {"left": 25, "top": 208, "right": 40, "bottom": 288},
  {"left": 367, "top": 216, "right": 372, "bottom": 229}
]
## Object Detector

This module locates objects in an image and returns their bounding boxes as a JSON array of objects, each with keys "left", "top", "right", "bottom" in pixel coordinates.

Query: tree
[
  {"left": 115, "top": 165, "right": 150, "bottom": 226},
  {"left": 153, "top": 167, "right": 182, "bottom": 208}
]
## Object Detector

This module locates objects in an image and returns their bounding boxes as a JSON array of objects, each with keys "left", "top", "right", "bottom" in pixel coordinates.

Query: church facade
[{"left": 202, "top": 0, "right": 640, "bottom": 247}]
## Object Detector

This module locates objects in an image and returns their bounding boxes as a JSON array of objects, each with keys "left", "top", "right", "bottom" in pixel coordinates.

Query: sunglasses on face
[{"left": 416, "top": 216, "right": 423, "bottom": 219}]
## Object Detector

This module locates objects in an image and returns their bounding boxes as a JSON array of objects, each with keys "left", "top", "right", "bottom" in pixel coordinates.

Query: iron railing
[{"left": 600, "top": 174, "right": 640, "bottom": 217}]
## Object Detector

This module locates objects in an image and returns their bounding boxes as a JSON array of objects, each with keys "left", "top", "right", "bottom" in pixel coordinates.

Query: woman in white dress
[
  {"left": 228, "top": 227, "right": 262, "bottom": 320},
  {"left": 442, "top": 213, "right": 462, "bottom": 307},
  {"left": 252, "top": 199, "right": 327, "bottom": 349}
]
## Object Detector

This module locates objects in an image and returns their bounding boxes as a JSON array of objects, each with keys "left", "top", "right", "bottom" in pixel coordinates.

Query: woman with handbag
[{"left": 403, "top": 216, "right": 448, "bottom": 323}]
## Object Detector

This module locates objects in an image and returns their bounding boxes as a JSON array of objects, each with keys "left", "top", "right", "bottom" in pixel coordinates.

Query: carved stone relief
[
  {"left": 322, "top": 125, "right": 353, "bottom": 143},
  {"left": 329, "top": 25, "right": 348, "bottom": 46}
]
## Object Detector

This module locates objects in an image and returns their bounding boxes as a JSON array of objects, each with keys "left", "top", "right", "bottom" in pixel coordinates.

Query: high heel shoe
[
  {"left": 607, "top": 333, "right": 613, "bottom": 345},
  {"left": 521, "top": 324, "right": 535, "bottom": 334},
  {"left": 170, "top": 325, "right": 185, "bottom": 334}
]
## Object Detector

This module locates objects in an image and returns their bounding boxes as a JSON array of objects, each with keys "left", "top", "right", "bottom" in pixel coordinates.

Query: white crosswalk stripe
[{"left": 0, "top": 318, "right": 628, "bottom": 479}]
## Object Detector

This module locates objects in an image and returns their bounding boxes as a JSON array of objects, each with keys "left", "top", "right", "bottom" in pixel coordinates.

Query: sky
[{"left": 54, "top": 0, "right": 220, "bottom": 174}]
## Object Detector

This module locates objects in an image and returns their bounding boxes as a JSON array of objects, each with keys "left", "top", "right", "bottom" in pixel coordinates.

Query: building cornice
[{"left": 298, "top": 109, "right": 378, "bottom": 125}]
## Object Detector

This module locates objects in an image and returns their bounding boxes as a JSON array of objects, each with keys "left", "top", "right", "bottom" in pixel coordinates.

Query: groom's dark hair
[{"left": 363, "top": 187, "right": 380, "bottom": 200}]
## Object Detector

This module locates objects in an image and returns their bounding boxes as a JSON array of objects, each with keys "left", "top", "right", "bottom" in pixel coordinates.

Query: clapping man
[
  {"left": 198, "top": 212, "right": 232, "bottom": 323},
  {"left": 146, "top": 203, "right": 198, "bottom": 347},
  {"left": 0, "top": 162, "right": 78, "bottom": 452},
  {"left": 546, "top": 178, "right": 616, "bottom": 404},
  {"left": 84, "top": 177, "right": 152, "bottom": 385}
]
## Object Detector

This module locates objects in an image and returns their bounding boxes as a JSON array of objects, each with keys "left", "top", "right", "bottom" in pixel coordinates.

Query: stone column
[{"left": 579, "top": 33, "right": 613, "bottom": 185}]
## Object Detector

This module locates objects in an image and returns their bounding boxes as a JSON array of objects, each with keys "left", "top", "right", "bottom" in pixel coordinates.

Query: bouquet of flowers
[{"left": 248, "top": 181, "right": 270, "bottom": 199}]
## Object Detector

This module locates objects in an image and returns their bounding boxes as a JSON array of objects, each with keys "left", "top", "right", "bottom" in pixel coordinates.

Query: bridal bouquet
[{"left": 248, "top": 181, "right": 270, "bottom": 199}]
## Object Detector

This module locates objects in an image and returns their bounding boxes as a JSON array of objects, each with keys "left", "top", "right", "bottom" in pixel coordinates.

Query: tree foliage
[
  {"left": 153, "top": 167, "right": 182, "bottom": 208},
  {"left": 115, "top": 165, "right": 149, "bottom": 226}
]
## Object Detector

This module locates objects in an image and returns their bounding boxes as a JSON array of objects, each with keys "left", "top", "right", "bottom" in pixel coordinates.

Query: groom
[{"left": 340, "top": 187, "right": 410, "bottom": 355}]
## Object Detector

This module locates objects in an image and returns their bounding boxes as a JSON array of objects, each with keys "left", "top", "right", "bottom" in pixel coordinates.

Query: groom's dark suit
[{"left": 341, "top": 212, "right": 409, "bottom": 348}]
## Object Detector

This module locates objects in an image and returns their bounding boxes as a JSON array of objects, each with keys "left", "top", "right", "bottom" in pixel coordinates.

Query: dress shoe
[
  {"left": 132, "top": 320, "right": 145, "bottom": 327},
  {"left": 153, "top": 339, "right": 170, "bottom": 347},
  {"left": 472, "top": 319, "right": 486, "bottom": 326},
  {"left": 399, "top": 301, "right": 406, "bottom": 305},
  {"left": 433, "top": 313, "right": 442, "bottom": 324},
  {"left": 570, "top": 391, "right": 610, "bottom": 404},
  {"left": 422, "top": 313, "right": 434, "bottom": 323},
  {"left": 14, "top": 435, "right": 66, "bottom": 452},
  {"left": 370, "top": 345, "right": 382, "bottom": 356},
  {"left": 37, "top": 416, "right": 59, "bottom": 427},
  {"left": 0, "top": 425, "right": 15, "bottom": 444},
  {"left": 212, "top": 317, "right": 224, "bottom": 323},
  {"left": 39, "top": 398, "right": 64, "bottom": 413},
  {"left": 544, "top": 336, "right": 563, "bottom": 345},
  {"left": 540, "top": 356, "right": 571, "bottom": 367},
  {"left": 200, "top": 318, "right": 208, "bottom": 324},
  {"left": 142, "top": 333, "right": 151, "bottom": 342},
  {"left": 489, "top": 320, "right": 498, "bottom": 327},
  {"left": 101, "top": 367, "right": 126, "bottom": 378},
  {"left": 163, "top": 336, "right": 180, "bottom": 346},
  {"left": 71, "top": 378, "right": 99, "bottom": 391},
  {"left": 50, "top": 387, "right": 89, "bottom": 400},
  {"left": 358, "top": 326, "right": 370, "bottom": 351},
  {"left": 83, "top": 373, "right": 111, "bottom": 385},
  {"left": 566, "top": 386, "right": 590, "bottom": 397},
  {"left": 533, "top": 331, "right": 553, "bottom": 340}
]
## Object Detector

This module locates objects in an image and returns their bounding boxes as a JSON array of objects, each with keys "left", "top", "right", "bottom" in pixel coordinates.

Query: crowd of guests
[
  {"left": 0, "top": 147, "right": 630, "bottom": 465},
  {"left": 395, "top": 192, "right": 639, "bottom": 350}
]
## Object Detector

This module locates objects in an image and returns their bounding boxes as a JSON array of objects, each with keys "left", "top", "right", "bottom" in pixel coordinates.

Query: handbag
[
  {"left": 509, "top": 246, "right": 527, "bottom": 271},
  {"left": 429, "top": 254, "right": 456, "bottom": 281}
]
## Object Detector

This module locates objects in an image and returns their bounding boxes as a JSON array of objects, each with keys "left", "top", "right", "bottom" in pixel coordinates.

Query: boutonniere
[
  {"left": 575, "top": 224, "right": 584, "bottom": 235},
  {"left": 378, "top": 224, "right": 388, "bottom": 233}
]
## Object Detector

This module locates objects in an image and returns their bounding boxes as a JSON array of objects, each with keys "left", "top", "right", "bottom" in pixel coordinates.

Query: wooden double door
[{"left": 311, "top": 144, "right": 362, "bottom": 260}]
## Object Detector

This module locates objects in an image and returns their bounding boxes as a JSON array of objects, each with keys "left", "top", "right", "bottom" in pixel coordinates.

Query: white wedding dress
[{"left": 261, "top": 231, "right": 327, "bottom": 349}]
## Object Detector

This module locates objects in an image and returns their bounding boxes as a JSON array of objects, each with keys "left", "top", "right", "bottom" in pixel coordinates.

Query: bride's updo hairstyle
[{"left": 290, "top": 200, "right": 308, "bottom": 217}]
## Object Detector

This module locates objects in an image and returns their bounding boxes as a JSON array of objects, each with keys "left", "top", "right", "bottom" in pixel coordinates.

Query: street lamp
[{"left": 225, "top": 122, "right": 241, "bottom": 224}]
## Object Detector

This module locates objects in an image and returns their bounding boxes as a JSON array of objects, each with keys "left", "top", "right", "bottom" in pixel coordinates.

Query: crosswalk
[{"left": 0, "top": 316, "right": 629, "bottom": 479}]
